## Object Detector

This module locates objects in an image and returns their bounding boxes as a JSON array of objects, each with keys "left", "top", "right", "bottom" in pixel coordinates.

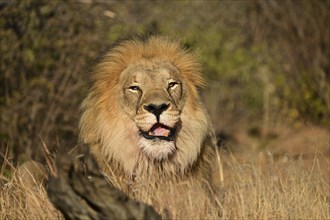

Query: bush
[{"left": 0, "top": 0, "right": 113, "bottom": 162}]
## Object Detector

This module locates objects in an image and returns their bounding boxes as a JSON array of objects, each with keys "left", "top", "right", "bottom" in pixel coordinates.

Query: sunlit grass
[{"left": 0, "top": 151, "right": 329, "bottom": 219}]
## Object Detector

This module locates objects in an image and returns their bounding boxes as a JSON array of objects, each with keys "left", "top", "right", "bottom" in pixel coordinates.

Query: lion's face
[{"left": 119, "top": 61, "right": 187, "bottom": 160}]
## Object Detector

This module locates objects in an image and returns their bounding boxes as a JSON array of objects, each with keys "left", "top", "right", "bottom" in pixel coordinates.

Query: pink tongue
[{"left": 153, "top": 127, "right": 169, "bottom": 137}]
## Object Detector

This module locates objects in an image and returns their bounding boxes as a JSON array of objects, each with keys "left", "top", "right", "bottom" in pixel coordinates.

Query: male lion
[{"left": 79, "top": 36, "right": 217, "bottom": 207}]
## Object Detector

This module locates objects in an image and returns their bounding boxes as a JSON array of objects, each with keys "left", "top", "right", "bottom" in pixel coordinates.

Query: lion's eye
[
  {"left": 168, "top": 82, "right": 179, "bottom": 89},
  {"left": 128, "top": 85, "right": 140, "bottom": 92}
]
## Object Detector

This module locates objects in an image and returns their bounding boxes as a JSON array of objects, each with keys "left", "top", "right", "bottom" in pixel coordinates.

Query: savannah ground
[{"left": 1, "top": 1, "right": 329, "bottom": 219}]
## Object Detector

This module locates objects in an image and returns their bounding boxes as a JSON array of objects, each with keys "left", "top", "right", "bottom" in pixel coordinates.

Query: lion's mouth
[{"left": 140, "top": 123, "right": 176, "bottom": 141}]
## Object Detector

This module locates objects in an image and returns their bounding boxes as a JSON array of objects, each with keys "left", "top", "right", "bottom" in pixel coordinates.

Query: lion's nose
[{"left": 144, "top": 103, "right": 170, "bottom": 120}]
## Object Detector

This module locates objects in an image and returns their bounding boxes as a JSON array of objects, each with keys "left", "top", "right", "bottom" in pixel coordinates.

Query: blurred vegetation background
[{"left": 0, "top": 0, "right": 329, "bottom": 164}]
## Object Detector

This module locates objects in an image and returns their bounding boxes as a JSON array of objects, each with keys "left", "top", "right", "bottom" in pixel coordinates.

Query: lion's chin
[{"left": 138, "top": 138, "right": 176, "bottom": 161}]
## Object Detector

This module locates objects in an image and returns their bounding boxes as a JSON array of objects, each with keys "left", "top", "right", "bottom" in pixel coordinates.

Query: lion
[{"left": 79, "top": 36, "right": 218, "bottom": 206}]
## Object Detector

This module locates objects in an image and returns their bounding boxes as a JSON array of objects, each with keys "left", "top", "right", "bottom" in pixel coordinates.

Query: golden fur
[{"left": 79, "top": 36, "right": 216, "bottom": 197}]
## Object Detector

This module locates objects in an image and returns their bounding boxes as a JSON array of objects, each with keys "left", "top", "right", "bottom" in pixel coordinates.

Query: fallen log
[{"left": 47, "top": 146, "right": 161, "bottom": 220}]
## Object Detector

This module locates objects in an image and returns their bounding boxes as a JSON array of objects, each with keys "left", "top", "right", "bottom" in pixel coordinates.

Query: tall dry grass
[
  {"left": 220, "top": 152, "right": 329, "bottom": 219},
  {"left": 0, "top": 160, "right": 62, "bottom": 219},
  {"left": 0, "top": 151, "right": 329, "bottom": 219}
]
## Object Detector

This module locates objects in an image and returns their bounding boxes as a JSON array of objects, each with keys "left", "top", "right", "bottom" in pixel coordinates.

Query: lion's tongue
[{"left": 150, "top": 125, "right": 170, "bottom": 137}]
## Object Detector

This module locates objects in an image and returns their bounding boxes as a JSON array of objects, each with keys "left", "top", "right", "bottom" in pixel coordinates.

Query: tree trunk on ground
[{"left": 46, "top": 146, "right": 161, "bottom": 220}]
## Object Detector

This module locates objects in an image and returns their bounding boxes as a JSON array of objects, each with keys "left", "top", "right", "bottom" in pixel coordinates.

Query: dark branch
[{"left": 47, "top": 146, "right": 161, "bottom": 220}]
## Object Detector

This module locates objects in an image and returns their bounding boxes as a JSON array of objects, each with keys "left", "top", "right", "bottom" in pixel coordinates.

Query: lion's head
[{"left": 79, "top": 36, "right": 215, "bottom": 178}]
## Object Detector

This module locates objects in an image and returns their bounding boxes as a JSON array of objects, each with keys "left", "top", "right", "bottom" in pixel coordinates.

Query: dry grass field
[
  {"left": 219, "top": 152, "right": 329, "bottom": 219},
  {"left": 1, "top": 1, "right": 329, "bottom": 219},
  {"left": 1, "top": 133, "right": 329, "bottom": 219}
]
